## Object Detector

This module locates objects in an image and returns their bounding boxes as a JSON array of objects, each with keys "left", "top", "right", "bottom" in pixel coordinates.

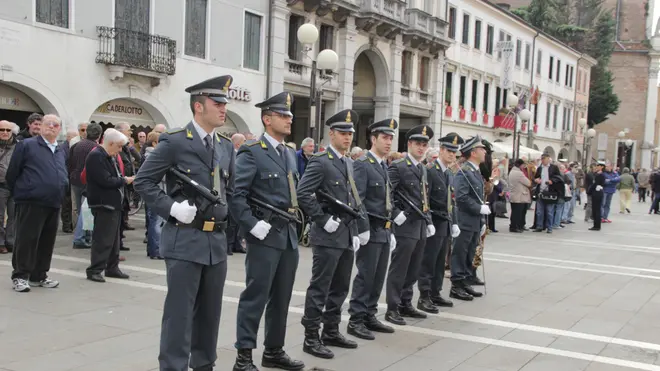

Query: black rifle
[
  {"left": 317, "top": 190, "right": 364, "bottom": 220},
  {"left": 169, "top": 166, "right": 226, "bottom": 208},
  {"left": 395, "top": 190, "right": 431, "bottom": 224},
  {"left": 248, "top": 196, "right": 302, "bottom": 224},
  {"left": 367, "top": 212, "right": 390, "bottom": 222}
]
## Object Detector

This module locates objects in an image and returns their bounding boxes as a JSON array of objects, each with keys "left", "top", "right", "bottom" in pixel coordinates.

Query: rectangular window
[
  {"left": 545, "top": 102, "right": 551, "bottom": 128},
  {"left": 495, "top": 87, "right": 501, "bottom": 111},
  {"left": 36, "top": 0, "right": 69, "bottom": 28},
  {"left": 471, "top": 79, "right": 478, "bottom": 109},
  {"left": 445, "top": 72, "right": 453, "bottom": 104},
  {"left": 401, "top": 51, "right": 413, "bottom": 86},
  {"left": 497, "top": 30, "right": 504, "bottom": 59},
  {"left": 549, "top": 56, "right": 554, "bottom": 79},
  {"left": 561, "top": 106, "right": 567, "bottom": 131},
  {"left": 319, "top": 24, "right": 334, "bottom": 51},
  {"left": 184, "top": 0, "right": 207, "bottom": 59},
  {"left": 474, "top": 20, "right": 482, "bottom": 50},
  {"left": 287, "top": 15, "right": 304, "bottom": 60},
  {"left": 553, "top": 104, "right": 559, "bottom": 129},
  {"left": 419, "top": 57, "right": 430, "bottom": 91},
  {"left": 483, "top": 83, "right": 490, "bottom": 112},
  {"left": 448, "top": 7, "right": 456, "bottom": 39},
  {"left": 577, "top": 69, "right": 582, "bottom": 91},
  {"left": 569, "top": 66, "right": 574, "bottom": 88},
  {"left": 556, "top": 59, "right": 561, "bottom": 83},
  {"left": 536, "top": 49, "right": 542, "bottom": 75},
  {"left": 565, "top": 65, "right": 570, "bottom": 86},
  {"left": 515, "top": 39, "right": 522, "bottom": 67},
  {"left": 459, "top": 76, "right": 467, "bottom": 106},
  {"left": 462, "top": 13, "right": 470, "bottom": 45},
  {"left": 486, "top": 25, "right": 494, "bottom": 54},
  {"left": 243, "top": 12, "right": 262, "bottom": 70},
  {"left": 524, "top": 43, "right": 531, "bottom": 70}
]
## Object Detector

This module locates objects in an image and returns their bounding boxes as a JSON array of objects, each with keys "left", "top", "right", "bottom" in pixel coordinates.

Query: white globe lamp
[
  {"left": 316, "top": 49, "right": 339, "bottom": 71},
  {"left": 578, "top": 118, "right": 587, "bottom": 129},
  {"left": 506, "top": 93, "right": 519, "bottom": 108},
  {"left": 297, "top": 23, "right": 319, "bottom": 44},
  {"left": 519, "top": 109, "right": 532, "bottom": 121},
  {"left": 587, "top": 128, "right": 596, "bottom": 138},
  {"left": 625, "top": 139, "right": 633, "bottom": 147},
  {"left": 618, "top": 130, "right": 626, "bottom": 139}
]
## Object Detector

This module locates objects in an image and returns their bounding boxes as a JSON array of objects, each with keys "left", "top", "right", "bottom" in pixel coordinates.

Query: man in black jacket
[
  {"left": 533, "top": 154, "right": 563, "bottom": 233},
  {"left": 85, "top": 128, "right": 133, "bottom": 282},
  {"left": 16, "top": 113, "right": 42, "bottom": 141},
  {"left": 7, "top": 114, "right": 68, "bottom": 293},
  {"left": 583, "top": 163, "right": 596, "bottom": 222}
]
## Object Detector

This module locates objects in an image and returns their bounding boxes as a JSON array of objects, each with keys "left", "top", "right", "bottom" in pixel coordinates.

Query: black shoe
[
  {"left": 124, "top": 224, "right": 136, "bottom": 231},
  {"left": 143, "top": 237, "right": 148, "bottom": 244},
  {"left": 469, "top": 277, "right": 485, "bottom": 286},
  {"left": 384, "top": 310, "right": 406, "bottom": 326},
  {"left": 626, "top": 208, "right": 631, "bottom": 214},
  {"left": 73, "top": 242, "right": 91, "bottom": 249},
  {"left": 589, "top": 227, "right": 601, "bottom": 231},
  {"left": 120, "top": 246, "right": 130, "bottom": 251},
  {"left": 321, "top": 328, "right": 357, "bottom": 349},
  {"left": 87, "top": 273, "right": 105, "bottom": 283},
  {"left": 105, "top": 270, "right": 130, "bottom": 279},
  {"left": 233, "top": 349, "right": 257, "bottom": 371},
  {"left": 449, "top": 286, "right": 473, "bottom": 301},
  {"left": 347, "top": 322, "right": 375, "bottom": 340},
  {"left": 430, "top": 295, "right": 454, "bottom": 307},
  {"left": 364, "top": 315, "right": 394, "bottom": 333},
  {"left": 233, "top": 247, "right": 247, "bottom": 254},
  {"left": 464, "top": 285, "right": 483, "bottom": 297},
  {"left": 302, "top": 329, "right": 334, "bottom": 359},
  {"left": 262, "top": 347, "right": 304, "bottom": 370},
  {"left": 533, "top": 228, "right": 544, "bottom": 232},
  {"left": 193, "top": 365, "right": 214, "bottom": 371},
  {"left": 509, "top": 229, "right": 523, "bottom": 233},
  {"left": 416, "top": 296, "right": 439, "bottom": 314},
  {"left": 398, "top": 304, "right": 427, "bottom": 319}
]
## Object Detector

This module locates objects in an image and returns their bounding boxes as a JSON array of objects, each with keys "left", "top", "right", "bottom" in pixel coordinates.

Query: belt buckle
[
  {"left": 202, "top": 221, "right": 215, "bottom": 232},
  {"left": 385, "top": 221, "right": 391, "bottom": 229}
]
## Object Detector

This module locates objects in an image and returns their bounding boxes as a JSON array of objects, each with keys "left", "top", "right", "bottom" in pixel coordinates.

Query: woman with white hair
[
  {"left": 84, "top": 128, "right": 134, "bottom": 283},
  {"left": 0, "top": 120, "right": 18, "bottom": 254}
]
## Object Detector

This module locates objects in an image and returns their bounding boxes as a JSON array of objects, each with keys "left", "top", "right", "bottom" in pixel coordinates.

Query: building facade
[
  {"left": 441, "top": 0, "right": 596, "bottom": 160},
  {"left": 0, "top": 0, "right": 269, "bottom": 138}
]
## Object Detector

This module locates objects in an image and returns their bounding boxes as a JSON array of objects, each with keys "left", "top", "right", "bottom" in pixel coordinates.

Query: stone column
[
  {"left": 487, "top": 79, "right": 497, "bottom": 127},
  {"left": 389, "top": 36, "right": 404, "bottom": 151},
  {"left": 267, "top": 0, "right": 290, "bottom": 97},
  {"left": 641, "top": 54, "right": 660, "bottom": 169},
  {"left": 463, "top": 71, "right": 472, "bottom": 119},
  {"left": 474, "top": 77, "right": 484, "bottom": 123},
  {"left": 450, "top": 67, "right": 460, "bottom": 121},
  {"left": 426, "top": 55, "right": 446, "bottom": 144}
]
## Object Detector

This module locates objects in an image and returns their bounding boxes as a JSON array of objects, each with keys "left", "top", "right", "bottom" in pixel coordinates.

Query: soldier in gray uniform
[
  {"left": 347, "top": 118, "right": 398, "bottom": 340},
  {"left": 385, "top": 124, "right": 436, "bottom": 326},
  {"left": 229, "top": 92, "right": 304, "bottom": 371},
  {"left": 134, "top": 75, "right": 235, "bottom": 371},
  {"left": 297, "top": 109, "right": 361, "bottom": 359},
  {"left": 449, "top": 136, "right": 490, "bottom": 301},
  {"left": 417, "top": 133, "right": 464, "bottom": 312}
]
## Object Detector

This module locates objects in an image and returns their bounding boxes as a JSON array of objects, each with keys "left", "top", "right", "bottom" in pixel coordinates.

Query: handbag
[
  {"left": 494, "top": 200, "right": 507, "bottom": 214},
  {"left": 539, "top": 190, "right": 558, "bottom": 204}
]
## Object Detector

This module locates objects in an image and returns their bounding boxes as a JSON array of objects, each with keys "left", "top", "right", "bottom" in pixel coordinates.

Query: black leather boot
[
  {"left": 417, "top": 292, "right": 440, "bottom": 314},
  {"left": 365, "top": 315, "right": 395, "bottom": 333},
  {"left": 303, "top": 328, "right": 334, "bottom": 359},
  {"left": 398, "top": 303, "right": 427, "bottom": 319},
  {"left": 232, "top": 349, "right": 257, "bottom": 371},
  {"left": 261, "top": 347, "right": 304, "bottom": 370},
  {"left": 347, "top": 317, "right": 375, "bottom": 340},
  {"left": 430, "top": 293, "right": 454, "bottom": 307},
  {"left": 322, "top": 326, "right": 358, "bottom": 349}
]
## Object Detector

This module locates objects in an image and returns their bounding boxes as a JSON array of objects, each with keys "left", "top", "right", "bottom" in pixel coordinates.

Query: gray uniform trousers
[
  {"left": 159, "top": 259, "right": 227, "bottom": 371},
  {"left": 418, "top": 224, "right": 449, "bottom": 295},
  {"left": 235, "top": 243, "right": 299, "bottom": 349},
  {"left": 386, "top": 237, "right": 426, "bottom": 310},
  {"left": 301, "top": 246, "right": 354, "bottom": 331},
  {"left": 348, "top": 241, "right": 389, "bottom": 319},
  {"left": 450, "top": 231, "right": 479, "bottom": 285}
]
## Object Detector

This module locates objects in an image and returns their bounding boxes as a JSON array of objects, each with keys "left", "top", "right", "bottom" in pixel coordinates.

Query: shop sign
[
  {"left": 0, "top": 96, "right": 19, "bottom": 107},
  {"left": 228, "top": 87, "right": 251, "bottom": 102},
  {"left": 97, "top": 103, "right": 144, "bottom": 116}
]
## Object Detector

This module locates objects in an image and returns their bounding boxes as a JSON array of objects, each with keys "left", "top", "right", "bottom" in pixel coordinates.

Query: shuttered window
[
  {"left": 36, "top": 0, "right": 69, "bottom": 28},
  {"left": 185, "top": 0, "right": 207, "bottom": 59},
  {"left": 243, "top": 12, "right": 262, "bottom": 71}
]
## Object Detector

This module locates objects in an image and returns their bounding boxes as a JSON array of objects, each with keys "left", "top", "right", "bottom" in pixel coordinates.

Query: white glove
[
  {"left": 480, "top": 204, "right": 492, "bottom": 215},
  {"left": 352, "top": 236, "right": 360, "bottom": 252},
  {"left": 393, "top": 212, "right": 407, "bottom": 226},
  {"left": 249, "top": 220, "right": 271, "bottom": 240},
  {"left": 389, "top": 234, "right": 397, "bottom": 252},
  {"left": 480, "top": 224, "right": 486, "bottom": 236},
  {"left": 358, "top": 231, "right": 370, "bottom": 245},
  {"left": 170, "top": 201, "right": 197, "bottom": 224},
  {"left": 426, "top": 224, "right": 436, "bottom": 237},
  {"left": 451, "top": 224, "right": 461, "bottom": 238},
  {"left": 596, "top": 185, "right": 603, "bottom": 191},
  {"left": 324, "top": 217, "right": 340, "bottom": 233}
]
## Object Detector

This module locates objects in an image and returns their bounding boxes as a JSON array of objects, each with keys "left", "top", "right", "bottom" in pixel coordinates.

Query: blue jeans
[
  {"left": 146, "top": 207, "right": 163, "bottom": 257},
  {"left": 535, "top": 199, "right": 556, "bottom": 231},
  {"left": 650, "top": 194, "right": 660, "bottom": 213},
  {"left": 601, "top": 193, "right": 614, "bottom": 220},
  {"left": 562, "top": 193, "right": 576, "bottom": 222},
  {"left": 553, "top": 201, "right": 565, "bottom": 227},
  {"left": 72, "top": 185, "right": 92, "bottom": 245}
]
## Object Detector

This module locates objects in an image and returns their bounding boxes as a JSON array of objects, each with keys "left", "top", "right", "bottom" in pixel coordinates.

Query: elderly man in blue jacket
[
  {"left": 601, "top": 163, "right": 620, "bottom": 223},
  {"left": 7, "top": 114, "right": 68, "bottom": 293}
]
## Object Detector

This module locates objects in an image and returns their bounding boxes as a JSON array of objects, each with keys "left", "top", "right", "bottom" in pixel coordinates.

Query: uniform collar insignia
[
  {"left": 369, "top": 157, "right": 375, "bottom": 163},
  {"left": 260, "top": 140, "right": 267, "bottom": 149},
  {"left": 406, "top": 159, "right": 412, "bottom": 166},
  {"left": 186, "top": 129, "right": 193, "bottom": 139},
  {"left": 328, "top": 152, "right": 334, "bottom": 159}
]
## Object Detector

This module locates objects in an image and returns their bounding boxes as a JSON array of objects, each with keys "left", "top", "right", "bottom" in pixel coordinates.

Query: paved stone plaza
[{"left": 1, "top": 195, "right": 660, "bottom": 371}]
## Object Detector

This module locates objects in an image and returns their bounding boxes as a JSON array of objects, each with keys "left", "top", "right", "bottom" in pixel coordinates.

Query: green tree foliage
[{"left": 588, "top": 66, "right": 620, "bottom": 126}]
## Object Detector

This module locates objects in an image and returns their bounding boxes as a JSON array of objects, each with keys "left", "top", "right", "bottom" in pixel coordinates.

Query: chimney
[{"left": 497, "top": 3, "right": 511, "bottom": 11}]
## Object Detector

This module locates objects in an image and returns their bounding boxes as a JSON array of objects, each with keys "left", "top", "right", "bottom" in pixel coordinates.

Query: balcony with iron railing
[
  {"left": 284, "top": 59, "right": 338, "bottom": 92},
  {"left": 359, "top": 0, "right": 407, "bottom": 23},
  {"left": 95, "top": 26, "right": 177, "bottom": 77}
]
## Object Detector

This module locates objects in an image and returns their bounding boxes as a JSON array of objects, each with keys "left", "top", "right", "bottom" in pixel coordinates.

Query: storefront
[
  {"left": 89, "top": 99, "right": 156, "bottom": 138},
  {"left": 0, "top": 83, "right": 43, "bottom": 129}
]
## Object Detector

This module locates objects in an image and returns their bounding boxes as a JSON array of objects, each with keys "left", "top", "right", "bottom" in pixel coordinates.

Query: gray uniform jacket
[
  {"left": 388, "top": 156, "right": 432, "bottom": 240},
  {"left": 353, "top": 152, "right": 393, "bottom": 244},
  {"left": 454, "top": 163, "right": 485, "bottom": 233},
  {"left": 229, "top": 136, "right": 299, "bottom": 250},
  {"left": 296, "top": 147, "right": 359, "bottom": 249},
  {"left": 134, "top": 121, "right": 235, "bottom": 265},
  {"left": 427, "top": 161, "right": 458, "bottom": 236}
]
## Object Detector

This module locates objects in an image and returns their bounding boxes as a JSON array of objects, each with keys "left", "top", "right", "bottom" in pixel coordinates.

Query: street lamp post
[
  {"left": 584, "top": 127, "right": 596, "bottom": 167},
  {"left": 297, "top": 23, "right": 339, "bottom": 143},
  {"left": 506, "top": 93, "right": 531, "bottom": 160}
]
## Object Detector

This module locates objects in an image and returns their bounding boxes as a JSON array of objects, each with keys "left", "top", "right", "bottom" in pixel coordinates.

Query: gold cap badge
[
  {"left": 389, "top": 119, "right": 395, "bottom": 129},
  {"left": 346, "top": 111, "right": 352, "bottom": 123},
  {"left": 421, "top": 126, "right": 427, "bottom": 136},
  {"left": 452, "top": 135, "right": 458, "bottom": 145},
  {"left": 286, "top": 94, "right": 291, "bottom": 108},
  {"left": 223, "top": 77, "right": 232, "bottom": 93}
]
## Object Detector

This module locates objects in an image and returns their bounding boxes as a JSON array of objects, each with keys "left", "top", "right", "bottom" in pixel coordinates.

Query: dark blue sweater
[{"left": 6, "top": 136, "right": 68, "bottom": 208}]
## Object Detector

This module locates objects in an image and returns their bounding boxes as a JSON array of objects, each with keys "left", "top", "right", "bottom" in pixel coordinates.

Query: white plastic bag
[
  {"left": 580, "top": 190, "right": 588, "bottom": 205},
  {"left": 81, "top": 197, "right": 94, "bottom": 231}
]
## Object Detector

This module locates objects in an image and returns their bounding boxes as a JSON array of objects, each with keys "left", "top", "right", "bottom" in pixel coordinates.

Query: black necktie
[
  {"left": 381, "top": 161, "right": 388, "bottom": 173},
  {"left": 277, "top": 144, "right": 285, "bottom": 158},
  {"left": 204, "top": 135, "right": 213, "bottom": 161}
]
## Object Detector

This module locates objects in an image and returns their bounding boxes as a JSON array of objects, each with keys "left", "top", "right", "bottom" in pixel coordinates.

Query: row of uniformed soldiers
[{"left": 135, "top": 75, "right": 493, "bottom": 371}]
